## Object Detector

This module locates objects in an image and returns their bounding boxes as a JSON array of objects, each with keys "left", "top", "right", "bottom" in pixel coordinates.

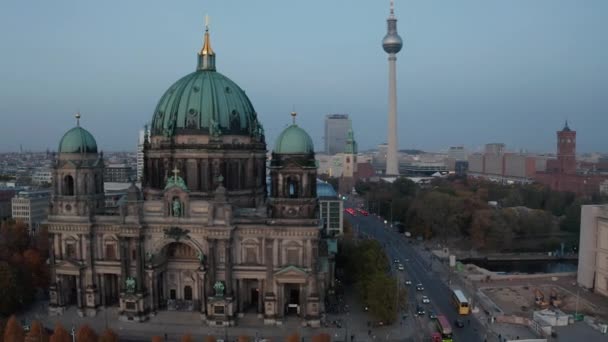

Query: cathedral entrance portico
[{"left": 156, "top": 242, "right": 205, "bottom": 312}]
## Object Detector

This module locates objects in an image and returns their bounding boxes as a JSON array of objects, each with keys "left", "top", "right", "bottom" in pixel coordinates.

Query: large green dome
[
  {"left": 274, "top": 124, "right": 314, "bottom": 154},
  {"left": 150, "top": 70, "right": 261, "bottom": 137},
  {"left": 59, "top": 126, "right": 98, "bottom": 154}
]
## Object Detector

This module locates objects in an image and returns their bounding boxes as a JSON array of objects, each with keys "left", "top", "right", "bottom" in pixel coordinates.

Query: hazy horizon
[{"left": 1, "top": 0, "right": 606, "bottom": 154}]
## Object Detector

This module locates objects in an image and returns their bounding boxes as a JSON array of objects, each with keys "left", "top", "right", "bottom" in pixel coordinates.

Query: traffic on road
[{"left": 344, "top": 204, "right": 485, "bottom": 342}]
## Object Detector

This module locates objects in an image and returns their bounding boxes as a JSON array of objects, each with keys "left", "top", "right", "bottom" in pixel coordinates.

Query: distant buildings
[
  {"left": 0, "top": 189, "right": 16, "bottom": 221},
  {"left": 578, "top": 204, "right": 608, "bottom": 297},
  {"left": 535, "top": 122, "right": 608, "bottom": 196},
  {"left": 136, "top": 128, "right": 147, "bottom": 182},
  {"left": 600, "top": 180, "right": 608, "bottom": 196},
  {"left": 32, "top": 168, "right": 52, "bottom": 185},
  {"left": 11, "top": 190, "right": 51, "bottom": 233},
  {"left": 468, "top": 143, "right": 542, "bottom": 184},
  {"left": 103, "top": 163, "right": 133, "bottom": 183},
  {"left": 324, "top": 114, "right": 350, "bottom": 155}
]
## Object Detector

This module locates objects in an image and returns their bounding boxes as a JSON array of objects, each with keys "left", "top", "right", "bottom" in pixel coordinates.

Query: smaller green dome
[
  {"left": 274, "top": 124, "right": 314, "bottom": 154},
  {"left": 59, "top": 126, "right": 98, "bottom": 154}
]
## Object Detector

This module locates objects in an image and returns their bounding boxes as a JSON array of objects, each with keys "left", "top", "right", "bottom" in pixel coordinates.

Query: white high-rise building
[{"left": 136, "top": 128, "right": 147, "bottom": 182}]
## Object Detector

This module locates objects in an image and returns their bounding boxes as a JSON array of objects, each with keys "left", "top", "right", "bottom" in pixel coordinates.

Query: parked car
[
  {"left": 421, "top": 296, "right": 430, "bottom": 304},
  {"left": 454, "top": 319, "right": 465, "bottom": 328}
]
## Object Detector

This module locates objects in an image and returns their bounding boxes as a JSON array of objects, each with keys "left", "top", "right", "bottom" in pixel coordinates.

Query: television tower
[{"left": 382, "top": 0, "right": 403, "bottom": 175}]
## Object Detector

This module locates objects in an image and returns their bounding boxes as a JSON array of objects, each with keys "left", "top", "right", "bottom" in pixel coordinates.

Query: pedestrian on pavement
[{"left": 164, "top": 333, "right": 168, "bottom": 341}]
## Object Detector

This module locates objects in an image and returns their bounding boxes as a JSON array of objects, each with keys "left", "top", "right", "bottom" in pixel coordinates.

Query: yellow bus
[{"left": 452, "top": 289, "right": 470, "bottom": 315}]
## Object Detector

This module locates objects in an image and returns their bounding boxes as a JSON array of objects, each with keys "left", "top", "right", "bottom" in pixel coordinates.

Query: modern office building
[
  {"left": 324, "top": 114, "right": 350, "bottom": 155},
  {"left": 137, "top": 128, "right": 146, "bottom": 182},
  {"left": 32, "top": 168, "right": 53, "bottom": 185},
  {"left": 448, "top": 146, "right": 467, "bottom": 161},
  {"left": 11, "top": 190, "right": 51, "bottom": 233},
  {"left": 578, "top": 204, "right": 608, "bottom": 297},
  {"left": 104, "top": 163, "right": 133, "bottom": 183},
  {"left": 317, "top": 180, "right": 343, "bottom": 237}
]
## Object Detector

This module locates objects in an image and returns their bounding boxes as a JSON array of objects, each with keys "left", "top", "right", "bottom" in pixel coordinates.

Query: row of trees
[
  {"left": 0, "top": 221, "right": 49, "bottom": 317},
  {"left": 336, "top": 239, "right": 406, "bottom": 324},
  {"left": 354, "top": 176, "right": 602, "bottom": 251},
  {"left": 1, "top": 316, "right": 331, "bottom": 342}
]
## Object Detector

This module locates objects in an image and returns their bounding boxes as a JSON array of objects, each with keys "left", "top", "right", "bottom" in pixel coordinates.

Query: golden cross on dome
[{"left": 172, "top": 166, "right": 180, "bottom": 182}]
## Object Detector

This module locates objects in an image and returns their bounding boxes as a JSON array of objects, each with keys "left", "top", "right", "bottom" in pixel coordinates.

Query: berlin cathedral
[{"left": 46, "top": 26, "right": 329, "bottom": 326}]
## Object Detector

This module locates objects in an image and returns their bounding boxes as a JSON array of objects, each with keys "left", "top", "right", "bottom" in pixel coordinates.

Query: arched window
[
  {"left": 63, "top": 175, "right": 74, "bottom": 196},
  {"left": 287, "top": 178, "right": 299, "bottom": 198},
  {"left": 184, "top": 286, "right": 193, "bottom": 300}
]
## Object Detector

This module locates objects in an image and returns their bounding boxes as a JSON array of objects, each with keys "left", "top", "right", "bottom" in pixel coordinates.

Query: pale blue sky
[{"left": 0, "top": 0, "right": 606, "bottom": 153}]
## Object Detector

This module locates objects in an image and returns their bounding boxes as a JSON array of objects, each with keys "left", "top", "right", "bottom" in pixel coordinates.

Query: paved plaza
[{"left": 19, "top": 291, "right": 415, "bottom": 342}]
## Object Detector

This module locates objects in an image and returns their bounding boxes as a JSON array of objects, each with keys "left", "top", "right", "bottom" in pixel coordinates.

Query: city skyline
[{"left": 1, "top": 0, "right": 607, "bottom": 153}]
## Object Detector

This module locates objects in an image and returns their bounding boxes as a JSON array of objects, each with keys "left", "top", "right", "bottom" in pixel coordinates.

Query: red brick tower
[{"left": 557, "top": 121, "right": 576, "bottom": 174}]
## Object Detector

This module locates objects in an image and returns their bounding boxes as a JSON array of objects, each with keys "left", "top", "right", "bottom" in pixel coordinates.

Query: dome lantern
[{"left": 198, "top": 17, "right": 216, "bottom": 71}]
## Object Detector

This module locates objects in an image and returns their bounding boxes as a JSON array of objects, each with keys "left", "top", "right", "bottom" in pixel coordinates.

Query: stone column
[
  {"left": 76, "top": 274, "right": 83, "bottom": 309},
  {"left": 49, "top": 233, "right": 56, "bottom": 279},
  {"left": 100, "top": 274, "right": 106, "bottom": 307},
  {"left": 54, "top": 233, "right": 62, "bottom": 260},
  {"left": 119, "top": 238, "right": 128, "bottom": 290},
  {"left": 198, "top": 270, "right": 206, "bottom": 314},
  {"left": 258, "top": 279, "right": 264, "bottom": 314},
  {"left": 136, "top": 237, "right": 144, "bottom": 292},
  {"left": 224, "top": 240, "right": 233, "bottom": 296},
  {"left": 206, "top": 240, "right": 216, "bottom": 296},
  {"left": 146, "top": 269, "right": 155, "bottom": 312}
]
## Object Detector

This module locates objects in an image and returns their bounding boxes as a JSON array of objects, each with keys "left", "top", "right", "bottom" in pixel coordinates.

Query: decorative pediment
[
  {"left": 274, "top": 265, "right": 308, "bottom": 282},
  {"left": 55, "top": 259, "right": 84, "bottom": 272}
]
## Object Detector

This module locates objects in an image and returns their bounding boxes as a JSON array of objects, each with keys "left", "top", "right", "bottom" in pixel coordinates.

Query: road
[{"left": 346, "top": 208, "right": 486, "bottom": 342}]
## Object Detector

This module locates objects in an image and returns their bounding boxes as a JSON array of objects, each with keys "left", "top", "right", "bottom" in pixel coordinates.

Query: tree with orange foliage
[
  {"left": 204, "top": 336, "right": 217, "bottom": 342},
  {"left": 3, "top": 315, "right": 25, "bottom": 342},
  {"left": 98, "top": 329, "right": 118, "bottom": 342},
  {"left": 151, "top": 336, "right": 163, "bottom": 342},
  {"left": 75, "top": 325, "right": 97, "bottom": 342},
  {"left": 49, "top": 323, "right": 70, "bottom": 342},
  {"left": 25, "top": 320, "right": 49, "bottom": 342},
  {"left": 312, "top": 333, "right": 331, "bottom": 342},
  {"left": 285, "top": 333, "right": 300, "bottom": 342},
  {"left": 181, "top": 334, "right": 194, "bottom": 342},
  {"left": 238, "top": 336, "right": 250, "bottom": 342}
]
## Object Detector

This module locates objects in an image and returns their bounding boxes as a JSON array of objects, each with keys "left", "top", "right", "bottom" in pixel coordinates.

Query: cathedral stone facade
[{"left": 46, "top": 27, "right": 326, "bottom": 326}]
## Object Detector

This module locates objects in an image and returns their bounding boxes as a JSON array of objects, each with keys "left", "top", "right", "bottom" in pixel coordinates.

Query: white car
[
  {"left": 397, "top": 264, "right": 404, "bottom": 271},
  {"left": 421, "top": 296, "right": 430, "bottom": 304}
]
